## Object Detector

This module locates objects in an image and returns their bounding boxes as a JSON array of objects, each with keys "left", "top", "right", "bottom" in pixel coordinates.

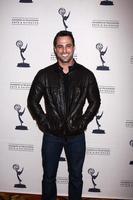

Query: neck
[{"left": 58, "top": 59, "right": 74, "bottom": 74}]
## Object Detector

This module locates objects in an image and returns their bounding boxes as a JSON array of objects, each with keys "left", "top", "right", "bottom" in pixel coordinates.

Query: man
[{"left": 27, "top": 30, "right": 101, "bottom": 200}]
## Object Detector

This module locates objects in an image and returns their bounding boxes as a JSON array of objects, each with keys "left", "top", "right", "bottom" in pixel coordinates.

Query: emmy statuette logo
[
  {"left": 19, "top": 0, "right": 33, "bottom": 3},
  {"left": 16, "top": 40, "right": 30, "bottom": 68},
  {"left": 88, "top": 168, "right": 100, "bottom": 192},
  {"left": 100, "top": 0, "right": 114, "bottom": 5},
  {"left": 96, "top": 43, "right": 109, "bottom": 71},
  {"left": 129, "top": 140, "right": 133, "bottom": 165},
  {"left": 13, "top": 164, "right": 26, "bottom": 188},
  {"left": 92, "top": 111, "right": 105, "bottom": 134},
  {"left": 58, "top": 8, "right": 70, "bottom": 30},
  {"left": 14, "top": 104, "right": 28, "bottom": 130}
]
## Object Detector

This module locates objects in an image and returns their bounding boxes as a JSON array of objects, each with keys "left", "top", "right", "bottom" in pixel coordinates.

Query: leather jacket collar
[{"left": 54, "top": 60, "right": 77, "bottom": 73}]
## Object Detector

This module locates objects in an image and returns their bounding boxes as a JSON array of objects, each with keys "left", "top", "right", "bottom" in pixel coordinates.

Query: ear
[{"left": 54, "top": 47, "right": 56, "bottom": 54}]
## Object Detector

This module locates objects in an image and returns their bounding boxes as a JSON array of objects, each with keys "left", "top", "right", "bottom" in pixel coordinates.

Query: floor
[{"left": 0, "top": 193, "right": 120, "bottom": 200}]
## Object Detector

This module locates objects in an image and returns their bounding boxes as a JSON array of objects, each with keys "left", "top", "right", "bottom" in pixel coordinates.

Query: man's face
[{"left": 54, "top": 36, "right": 75, "bottom": 65}]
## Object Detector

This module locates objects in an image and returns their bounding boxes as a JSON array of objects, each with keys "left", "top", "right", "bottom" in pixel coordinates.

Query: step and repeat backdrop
[{"left": 0, "top": 0, "right": 133, "bottom": 199}]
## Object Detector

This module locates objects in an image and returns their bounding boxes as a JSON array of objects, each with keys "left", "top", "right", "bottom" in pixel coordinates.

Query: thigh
[
  {"left": 64, "top": 134, "right": 86, "bottom": 174},
  {"left": 41, "top": 134, "right": 63, "bottom": 176}
]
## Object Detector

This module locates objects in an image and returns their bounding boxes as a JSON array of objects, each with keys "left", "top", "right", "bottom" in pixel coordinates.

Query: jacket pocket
[
  {"left": 37, "top": 117, "right": 50, "bottom": 133},
  {"left": 67, "top": 116, "right": 86, "bottom": 133}
]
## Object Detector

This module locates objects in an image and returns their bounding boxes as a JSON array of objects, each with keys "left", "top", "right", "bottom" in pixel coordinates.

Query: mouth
[{"left": 62, "top": 54, "right": 69, "bottom": 58}]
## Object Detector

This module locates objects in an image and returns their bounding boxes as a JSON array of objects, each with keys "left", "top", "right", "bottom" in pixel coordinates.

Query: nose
[{"left": 63, "top": 47, "right": 67, "bottom": 53}]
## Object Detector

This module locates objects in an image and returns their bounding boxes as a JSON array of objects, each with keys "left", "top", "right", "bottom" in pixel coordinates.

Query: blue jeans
[{"left": 41, "top": 133, "right": 86, "bottom": 200}]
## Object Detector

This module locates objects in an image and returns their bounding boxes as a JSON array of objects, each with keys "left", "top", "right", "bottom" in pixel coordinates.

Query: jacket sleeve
[
  {"left": 27, "top": 70, "right": 48, "bottom": 127},
  {"left": 82, "top": 72, "right": 101, "bottom": 127}
]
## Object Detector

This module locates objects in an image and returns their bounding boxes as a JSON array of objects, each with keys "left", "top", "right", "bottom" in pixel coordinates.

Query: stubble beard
[{"left": 57, "top": 54, "right": 74, "bottom": 65}]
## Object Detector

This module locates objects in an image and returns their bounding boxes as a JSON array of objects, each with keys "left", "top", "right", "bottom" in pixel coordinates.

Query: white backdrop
[{"left": 0, "top": 0, "right": 133, "bottom": 199}]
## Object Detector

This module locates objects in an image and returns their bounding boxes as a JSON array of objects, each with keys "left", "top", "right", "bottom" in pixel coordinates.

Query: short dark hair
[{"left": 53, "top": 30, "right": 75, "bottom": 47}]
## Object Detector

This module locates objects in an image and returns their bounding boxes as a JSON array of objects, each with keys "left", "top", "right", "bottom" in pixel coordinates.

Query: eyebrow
[{"left": 56, "top": 43, "right": 73, "bottom": 47}]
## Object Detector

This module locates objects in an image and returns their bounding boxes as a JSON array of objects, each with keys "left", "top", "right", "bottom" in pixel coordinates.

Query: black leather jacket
[{"left": 27, "top": 61, "right": 101, "bottom": 136}]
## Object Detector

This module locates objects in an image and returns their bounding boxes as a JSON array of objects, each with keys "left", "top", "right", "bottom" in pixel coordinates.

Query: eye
[
  {"left": 56, "top": 45, "right": 63, "bottom": 49},
  {"left": 67, "top": 44, "right": 72, "bottom": 48}
]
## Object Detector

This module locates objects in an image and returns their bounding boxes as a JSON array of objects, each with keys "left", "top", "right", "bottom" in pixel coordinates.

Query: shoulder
[
  {"left": 76, "top": 62, "right": 95, "bottom": 77},
  {"left": 31, "top": 63, "right": 57, "bottom": 85},
  {"left": 35, "top": 63, "right": 57, "bottom": 77},
  {"left": 38, "top": 63, "right": 56, "bottom": 73}
]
